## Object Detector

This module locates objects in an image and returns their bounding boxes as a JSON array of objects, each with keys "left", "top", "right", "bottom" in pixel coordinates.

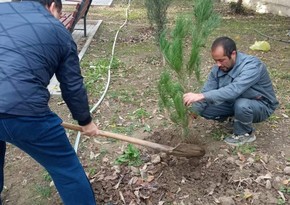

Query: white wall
[{"left": 222, "top": 0, "right": 290, "bottom": 17}]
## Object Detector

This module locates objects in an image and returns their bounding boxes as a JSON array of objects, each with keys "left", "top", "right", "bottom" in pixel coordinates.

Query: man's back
[{"left": 0, "top": 2, "right": 79, "bottom": 116}]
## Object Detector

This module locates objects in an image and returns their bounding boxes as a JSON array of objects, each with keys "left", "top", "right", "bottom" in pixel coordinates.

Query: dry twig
[{"left": 254, "top": 29, "right": 290, "bottom": 43}]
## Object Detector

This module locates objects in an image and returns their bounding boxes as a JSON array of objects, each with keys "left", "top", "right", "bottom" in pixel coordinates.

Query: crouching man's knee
[
  {"left": 234, "top": 98, "right": 253, "bottom": 117},
  {"left": 189, "top": 102, "right": 206, "bottom": 116}
]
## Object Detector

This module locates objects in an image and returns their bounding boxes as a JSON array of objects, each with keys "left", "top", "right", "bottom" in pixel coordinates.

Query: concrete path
[
  {"left": 62, "top": 0, "right": 113, "bottom": 6},
  {"left": 0, "top": 0, "right": 113, "bottom": 5},
  {"left": 91, "top": 0, "right": 113, "bottom": 6}
]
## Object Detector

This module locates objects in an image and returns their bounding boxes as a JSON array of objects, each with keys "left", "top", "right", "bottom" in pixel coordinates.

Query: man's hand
[
  {"left": 183, "top": 93, "right": 205, "bottom": 106},
  {"left": 81, "top": 121, "right": 99, "bottom": 136}
]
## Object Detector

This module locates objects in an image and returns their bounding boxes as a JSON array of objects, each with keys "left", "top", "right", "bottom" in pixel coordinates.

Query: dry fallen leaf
[
  {"left": 119, "top": 191, "right": 126, "bottom": 204},
  {"left": 104, "top": 174, "right": 118, "bottom": 181},
  {"left": 179, "top": 195, "right": 189, "bottom": 200},
  {"left": 129, "top": 200, "right": 137, "bottom": 205},
  {"left": 128, "top": 176, "right": 139, "bottom": 185},
  {"left": 278, "top": 191, "right": 286, "bottom": 201},
  {"left": 147, "top": 175, "right": 155, "bottom": 182},
  {"left": 237, "top": 152, "right": 246, "bottom": 162},
  {"left": 282, "top": 179, "right": 289, "bottom": 185},
  {"left": 90, "top": 151, "right": 100, "bottom": 160},
  {"left": 181, "top": 176, "right": 186, "bottom": 184},
  {"left": 282, "top": 113, "right": 289, "bottom": 118},
  {"left": 213, "top": 196, "right": 220, "bottom": 203},
  {"left": 206, "top": 160, "right": 212, "bottom": 168},
  {"left": 243, "top": 189, "right": 253, "bottom": 199}
]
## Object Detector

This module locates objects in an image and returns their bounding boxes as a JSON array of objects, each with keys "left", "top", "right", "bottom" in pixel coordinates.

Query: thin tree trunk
[{"left": 237, "top": 0, "right": 243, "bottom": 7}]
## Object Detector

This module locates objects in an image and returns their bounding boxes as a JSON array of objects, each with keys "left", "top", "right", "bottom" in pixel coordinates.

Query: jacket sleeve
[
  {"left": 202, "top": 68, "right": 219, "bottom": 92},
  {"left": 55, "top": 39, "right": 92, "bottom": 126},
  {"left": 203, "top": 60, "right": 263, "bottom": 105}
]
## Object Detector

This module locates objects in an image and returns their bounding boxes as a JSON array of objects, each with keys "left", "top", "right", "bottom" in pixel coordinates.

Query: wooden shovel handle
[
  {"left": 62, "top": 122, "right": 83, "bottom": 132},
  {"left": 61, "top": 122, "right": 173, "bottom": 152}
]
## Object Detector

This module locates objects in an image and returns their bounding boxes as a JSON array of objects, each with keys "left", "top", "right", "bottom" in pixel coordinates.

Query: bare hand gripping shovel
[{"left": 62, "top": 122, "right": 205, "bottom": 157}]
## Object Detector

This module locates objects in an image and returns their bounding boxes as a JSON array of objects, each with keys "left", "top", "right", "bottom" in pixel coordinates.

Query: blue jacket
[
  {"left": 202, "top": 52, "right": 279, "bottom": 112},
  {"left": 0, "top": 2, "right": 91, "bottom": 125}
]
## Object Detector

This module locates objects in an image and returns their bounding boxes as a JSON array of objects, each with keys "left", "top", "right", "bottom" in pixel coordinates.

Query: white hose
[{"left": 74, "top": 0, "right": 132, "bottom": 152}]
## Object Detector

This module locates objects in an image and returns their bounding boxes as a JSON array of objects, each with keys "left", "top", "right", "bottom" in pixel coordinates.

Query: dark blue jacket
[{"left": 0, "top": 1, "right": 91, "bottom": 125}]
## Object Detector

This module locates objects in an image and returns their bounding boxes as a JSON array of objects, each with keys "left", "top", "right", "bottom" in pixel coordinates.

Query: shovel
[{"left": 62, "top": 122, "right": 205, "bottom": 157}]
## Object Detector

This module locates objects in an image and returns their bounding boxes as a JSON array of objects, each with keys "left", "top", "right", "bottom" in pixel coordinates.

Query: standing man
[
  {"left": 183, "top": 36, "right": 278, "bottom": 146},
  {"left": 0, "top": 0, "right": 98, "bottom": 204}
]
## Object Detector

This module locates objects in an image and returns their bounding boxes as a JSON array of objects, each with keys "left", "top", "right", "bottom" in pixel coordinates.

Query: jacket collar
[{"left": 217, "top": 52, "right": 244, "bottom": 78}]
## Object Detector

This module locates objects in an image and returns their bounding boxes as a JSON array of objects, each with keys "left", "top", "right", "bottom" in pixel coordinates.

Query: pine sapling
[{"left": 158, "top": 0, "right": 220, "bottom": 137}]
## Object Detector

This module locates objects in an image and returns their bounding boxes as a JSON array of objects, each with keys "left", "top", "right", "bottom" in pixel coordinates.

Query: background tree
[
  {"left": 144, "top": 0, "right": 172, "bottom": 42},
  {"left": 158, "top": 0, "right": 220, "bottom": 137},
  {"left": 229, "top": 0, "right": 245, "bottom": 14}
]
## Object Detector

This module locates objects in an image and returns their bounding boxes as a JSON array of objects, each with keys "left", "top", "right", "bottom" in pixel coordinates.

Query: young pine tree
[{"left": 158, "top": 0, "right": 220, "bottom": 137}]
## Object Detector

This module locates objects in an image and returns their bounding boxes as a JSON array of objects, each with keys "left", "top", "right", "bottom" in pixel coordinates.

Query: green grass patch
[
  {"left": 143, "top": 124, "right": 152, "bottom": 132},
  {"left": 279, "top": 185, "right": 290, "bottom": 194},
  {"left": 96, "top": 148, "right": 109, "bottom": 160},
  {"left": 128, "top": 9, "right": 147, "bottom": 21},
  {"left": 35, "top": 184, "right": 52, "bottom": 198},
  {"left": 233, "top": 144, "right": 256, "bottom": 155},
  {"left": 277, "top": 185, "right": 290, "bottom": 205},
  {"left": 116, "top": 42, "right": 156, "bottom": 55},
  {"left": 110, "top": 124, "right": 136, "bottom": 135},
  {"left": 42, "top": 171, "right": 52, "bottom": 182},
  {"left": 210, "top": 129, "right": 227, "bottom": 141},
  {"left": 88, "top": 168, "right": 97, "bottom": 176},
  {"left": 108, "top": 89, "right": 140, "bottom": 105},
  {"left": 277, "top": 198, "right": 286, "bottom": 205},
  {"left": 267, "top": 114, "right": 280, "bottom": 122},
  {"left": 132, "top": 108, "right": 150, "bottom": 120},
  {"left": 82, "top": 57, "right": 122, "bottom": 93},
  {"left": 270, "top": 69, "right": 290, "bottom": 81},
  {"left": 115, "top": 144, "right": 143, "bottom": 166}
]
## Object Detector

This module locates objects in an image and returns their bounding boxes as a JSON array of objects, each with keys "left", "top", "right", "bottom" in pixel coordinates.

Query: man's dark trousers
[
  {"left": 0, "top": 113, "right": 96, "bottom": 205},
  {"left": 192, "top": 98, "right": 272, "bottom": 135}
]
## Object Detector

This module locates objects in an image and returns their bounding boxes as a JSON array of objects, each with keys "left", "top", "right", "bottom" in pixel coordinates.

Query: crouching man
[{"left": 183, "top": 36, "right": 279, "bottom": 146}]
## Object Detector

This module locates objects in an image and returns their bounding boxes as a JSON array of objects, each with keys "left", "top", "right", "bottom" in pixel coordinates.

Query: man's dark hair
[
  {"left": 211, "top": 36, "right": 237, "bottom": 58},
  {"left": 22, "top": 0, "right": 62, "bottom": 11}
]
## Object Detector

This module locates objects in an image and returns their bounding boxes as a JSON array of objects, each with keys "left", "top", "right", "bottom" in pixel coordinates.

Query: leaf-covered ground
[{"left": 2, "top": 0, "right": 290, "bottom": 204}]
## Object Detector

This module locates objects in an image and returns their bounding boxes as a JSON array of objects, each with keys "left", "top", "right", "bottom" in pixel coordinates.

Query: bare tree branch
[{"left": 254, "top": 29, "right": 290, "bottom": 44}]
